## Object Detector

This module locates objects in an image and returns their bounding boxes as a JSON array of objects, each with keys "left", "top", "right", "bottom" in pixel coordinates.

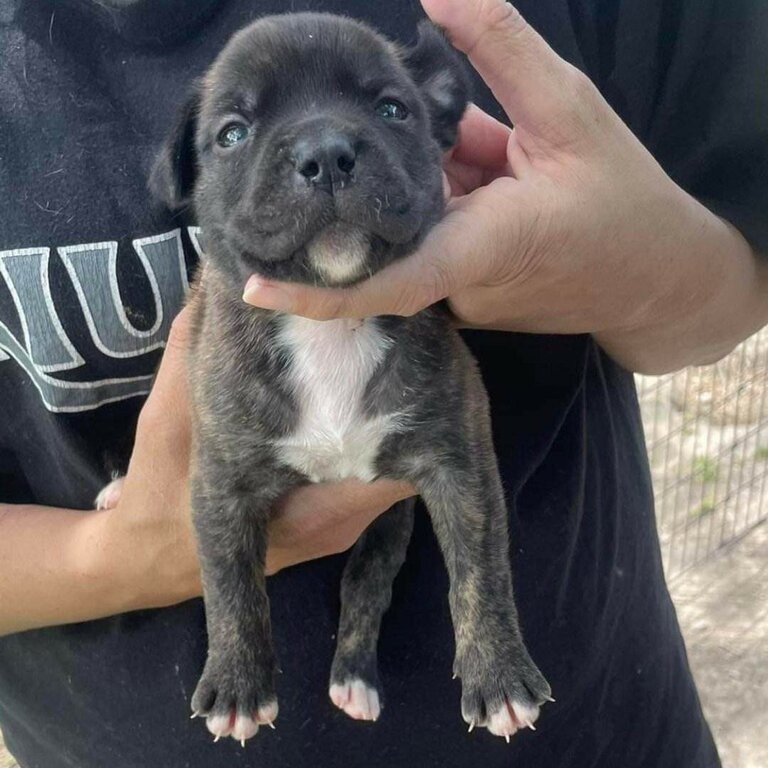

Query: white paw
[
  {"left": 201, "top": 701, "right": 278, "bottom": 746},
  {"left": 482, "top": 699, "right": 539, "bottom": 742},
  {"left": 95, "top": 476, "right": 125, "bottom": 510},
  {"left": 329, "top": 678, "right": 381, "bottom": 721}
]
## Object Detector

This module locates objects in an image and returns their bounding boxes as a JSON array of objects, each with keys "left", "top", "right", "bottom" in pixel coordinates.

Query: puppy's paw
[
  {"left": 329, "top": 678, "right": 381, "bottom": 721},
  {"left": 329, "top": 646, "right": 382, "bottom": 722},
  {"left": 483, "top": 698, "right": 541, "bottom": 740},
  {"left": 456, "top": 644, "right": 551, "bottom": 742},
  {"left": 202, "top": 705, "right": 277, "bottom": 745},
  {"left": 95, "top": 476, "right": 125, "bottom": 510},
  {"left": 191, "top": 657, "right": 278, "bottom": 745}
]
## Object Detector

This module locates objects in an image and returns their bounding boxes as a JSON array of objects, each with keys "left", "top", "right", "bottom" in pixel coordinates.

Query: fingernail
[
  {"left": 242, "top": 276, "right": 290, "bottom": 310},
  {"left": 442, "top": 171, "right": 451, "bottom": 201}
]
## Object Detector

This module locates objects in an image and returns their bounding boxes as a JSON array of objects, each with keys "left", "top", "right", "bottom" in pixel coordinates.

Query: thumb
[
  {"left": 150, "top": 306, "right": 191, "bottom": 401},
  {"left": 137, "top": 305, "right": 192, "bottom": 439},
  {"left": 421, "top": 0, "right": 580, "bottom": 133}
]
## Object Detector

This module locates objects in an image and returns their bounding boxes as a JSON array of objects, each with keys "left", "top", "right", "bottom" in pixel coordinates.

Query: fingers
[
  {"left": 443, "top": 158, "right": 487, "bottom": 197},
  {"left": 443, "top": 157, "right": 512, "bottom": 197},
  {"left": 450, "top": 104, "right": 512, "bottom": 169},
  {"left": 281, "top": 479, "right": 415, "bottom": 524},
  {"left": 421, "top": 0, "right": 578, "bottom": 132},
  {"left": 266, "top": 479, "right": 415, "bottom": 574}
]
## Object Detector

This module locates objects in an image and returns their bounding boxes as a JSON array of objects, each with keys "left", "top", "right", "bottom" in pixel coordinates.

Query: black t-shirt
[{"left": 1, "top": 0, "right": 765, "bottom": 766}]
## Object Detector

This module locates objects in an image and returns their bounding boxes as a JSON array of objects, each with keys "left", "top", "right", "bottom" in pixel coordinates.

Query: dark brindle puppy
[{"left": 135, "top": 12, "right": 551, "bottom": 745}]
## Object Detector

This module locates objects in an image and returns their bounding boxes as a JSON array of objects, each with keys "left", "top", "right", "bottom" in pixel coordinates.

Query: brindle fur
[{"left": 152, "top": 12, "right": 551, "bottom": 738}]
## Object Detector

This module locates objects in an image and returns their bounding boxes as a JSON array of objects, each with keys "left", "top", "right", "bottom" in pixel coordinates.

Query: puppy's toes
[
  {"left": 205, "top": 711, "right": 235, "bottom": 741},
  {"left": 329, "top": 678, "right": 381, "bottom": 721},
  {"left": 95, "top": 476, "right": 125, "bottom": 510},
  {"left": 231, "top": 712, "right": 260, "bottom": 744},
  {"left": 458, "top": 642, "right": 551, "bottom": 743},
  {"left": 192, "top": 657, "right": 278, "bottom": 745},
  {"left": 227, "top": 706, "right": 276, "bottom": 744},
  {"left": 484, "top": 698, "right": 540, "bottom": 741},
  {"left": 201, "top": 703, "right": 277, "bottom": 745}
]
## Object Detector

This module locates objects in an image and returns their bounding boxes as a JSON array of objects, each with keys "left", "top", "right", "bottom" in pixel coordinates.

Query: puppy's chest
[{"left": 274, "top": 316, "right": 403, "bottom": 483}]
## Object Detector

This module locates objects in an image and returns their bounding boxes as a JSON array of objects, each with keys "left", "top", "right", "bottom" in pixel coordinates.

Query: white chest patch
[{"left": 275, "top": 316, "right": 402, "bottom": 483}]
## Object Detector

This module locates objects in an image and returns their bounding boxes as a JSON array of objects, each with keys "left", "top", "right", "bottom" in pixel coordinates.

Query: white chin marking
[
  {"left": 95, "top": 476, "right": 125, "bottom": 510},
  {"left": 484, "top": 699, "right": 540, "bottom": 742},
  {"left": 306, "top": 222, "right": 370, "bottom": 285},
  {"left": 329, "top": 679, "right": 381, "bottom": 721}
]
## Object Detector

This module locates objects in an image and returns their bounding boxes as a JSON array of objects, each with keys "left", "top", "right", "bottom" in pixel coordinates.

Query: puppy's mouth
[
  {"left": 303, "top": 221, "right": 371, "bottom": 285},
  {"left": 238, "top": 218, "right": 376, "bottom": 285},
  {"left": 228, "top": 181, "right": 428, "bottom": 286}
]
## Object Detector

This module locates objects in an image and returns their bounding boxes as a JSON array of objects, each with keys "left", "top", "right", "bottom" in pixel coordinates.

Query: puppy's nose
[{"left": 292, "top": 134, "right": 356, "bottom": 190}]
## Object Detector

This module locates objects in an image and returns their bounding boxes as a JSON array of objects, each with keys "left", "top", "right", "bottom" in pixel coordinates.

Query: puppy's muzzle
[{"left": 291, "top": 126, "right": 357, "bottom": 194}]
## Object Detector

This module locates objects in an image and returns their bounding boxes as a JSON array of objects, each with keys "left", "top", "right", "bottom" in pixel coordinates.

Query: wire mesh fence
[{"left": 636, "top": 328, "right": 768, "bottom": 581}]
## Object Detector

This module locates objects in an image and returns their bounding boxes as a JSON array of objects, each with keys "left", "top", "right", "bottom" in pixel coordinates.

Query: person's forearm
[
  {"left": 0, "top": 503, "right": 132, "bottom": 636},
  {"left": 596, "top": 195, "right": 768, "bottom": 375}
]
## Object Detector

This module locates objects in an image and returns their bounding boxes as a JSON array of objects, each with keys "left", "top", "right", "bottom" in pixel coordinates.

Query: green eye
[
  {"left": 217, "top": 123, "right": 249, "bottom": 148},
  {"left": 375, "top": 99, "right": 409, "bottom": 121}
]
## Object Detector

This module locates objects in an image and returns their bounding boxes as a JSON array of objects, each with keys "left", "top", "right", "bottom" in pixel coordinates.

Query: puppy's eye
[
  {"left": 375, "top": 99, "right": 409, "bottom": 121},
  {"left": 217, "top": 123, "right": 250, "bottom": 148}
]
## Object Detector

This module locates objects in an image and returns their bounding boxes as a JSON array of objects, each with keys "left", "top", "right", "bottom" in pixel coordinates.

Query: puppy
[{"left": 107, "top": 12, "right": 551, "bottom": 745}]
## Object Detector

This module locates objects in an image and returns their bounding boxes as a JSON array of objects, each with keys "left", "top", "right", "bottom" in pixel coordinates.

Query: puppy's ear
[
  {"left": 148, "top": 87, "right": 201, "bottom": 209},
  {"left": 403, "top": 21, "right": 471, "bottom": 149}
]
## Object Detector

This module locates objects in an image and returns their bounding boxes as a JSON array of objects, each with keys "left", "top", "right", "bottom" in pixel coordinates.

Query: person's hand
[
  {"left": 265, "top": 479, "right": 413, "bottom": 575},
  {"left": 242, "top": 0, "right": 764, "bottom": 374},
  {"left": 84, "top": 307, "right": 202, "bottom": 611},
  {"left": 85, "top": 308, "right": 413, "bottom": 612}
]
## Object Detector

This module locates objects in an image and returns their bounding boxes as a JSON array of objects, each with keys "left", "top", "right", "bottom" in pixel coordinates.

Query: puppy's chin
[{"left": 305, "top": 222, "right": 371, "bottom": 287}]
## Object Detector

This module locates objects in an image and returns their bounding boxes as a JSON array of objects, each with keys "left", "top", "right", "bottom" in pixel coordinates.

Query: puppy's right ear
[
  {"left": 403, "top": 21, "right": 471, "bottom": 150},
  {"left": 149, "top": 88, "right": 201, "bottom": 210}
]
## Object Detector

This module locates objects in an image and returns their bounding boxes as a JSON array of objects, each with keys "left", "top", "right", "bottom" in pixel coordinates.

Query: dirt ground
[
  {"left": 2, "top": 331, "right": 766, "bottom": 767},
  {"left": 637, "top": 327, "right": 768, "bottom": 768},
  {"left": 670, "top": 521, "right": 768, "bottom": 768}
]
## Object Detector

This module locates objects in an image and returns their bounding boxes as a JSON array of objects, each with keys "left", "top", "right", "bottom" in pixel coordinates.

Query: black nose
[{"left": 292, "top": 133, "right": 356, "bottom": 190}]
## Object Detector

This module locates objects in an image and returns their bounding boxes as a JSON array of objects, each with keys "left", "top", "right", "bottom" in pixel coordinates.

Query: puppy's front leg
[
  {"left": 409, "top": 450, "right": 552, "bottom": 742},
  {"left": 189, "top": 453, "right": 298, "bottom": 745}
]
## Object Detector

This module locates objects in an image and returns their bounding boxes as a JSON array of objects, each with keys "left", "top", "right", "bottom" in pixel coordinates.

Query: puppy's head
[{"left": 151, "top": 13, "right": 469, "bottom": 287}]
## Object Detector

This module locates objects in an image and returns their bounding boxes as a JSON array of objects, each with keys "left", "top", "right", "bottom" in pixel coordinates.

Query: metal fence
[{"left": 636, "top": 328, "right": 768, "bottom": 580}]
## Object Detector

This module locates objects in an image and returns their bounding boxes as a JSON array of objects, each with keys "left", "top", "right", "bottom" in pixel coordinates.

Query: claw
[
  {"left": 213, "top": 735, "right": 220, "bottom": 743},
  {"left": 505, "top": 734, "right": 510, "bottom": 744},
  {"left": 190, "top": 712, "right": 199, "bottom": 719},
  {"left": 267, "top": 722, "right": 276, "bottom": 730},
  {"left": 452, "top": 673, "right": 457, "bottom": 680},
  {"left": 526, "top": 720, "right": 537, "bottom": 731},
  {"left": 240, "top": 738, "right": 246, "bottom": 748},
  {"left": 544, "top": 695, "right": 556, "bottom": 703},
  {"left": 468, "top": 721, "right": 475, "bottom": 733}
]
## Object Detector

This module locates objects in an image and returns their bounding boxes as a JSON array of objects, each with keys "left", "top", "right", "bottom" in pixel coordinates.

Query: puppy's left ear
[
  {"left": 148, "top": 86, "right": 201, "bottom": 210},
  {"left": 403, "top": 21, "right": 471, "bottom": 149}
]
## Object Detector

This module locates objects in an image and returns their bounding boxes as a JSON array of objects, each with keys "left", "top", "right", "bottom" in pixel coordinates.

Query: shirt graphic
[{"left": 0, "top": 227, "right": 202, "bottom": 413}]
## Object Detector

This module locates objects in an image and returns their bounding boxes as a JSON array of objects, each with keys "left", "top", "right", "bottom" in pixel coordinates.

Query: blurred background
[
  {"left": 2, "top": 328, "right": 767, "bottom": 767},
  {"left": 635, "top": 326, "right": 768, "bottom": 768}
]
